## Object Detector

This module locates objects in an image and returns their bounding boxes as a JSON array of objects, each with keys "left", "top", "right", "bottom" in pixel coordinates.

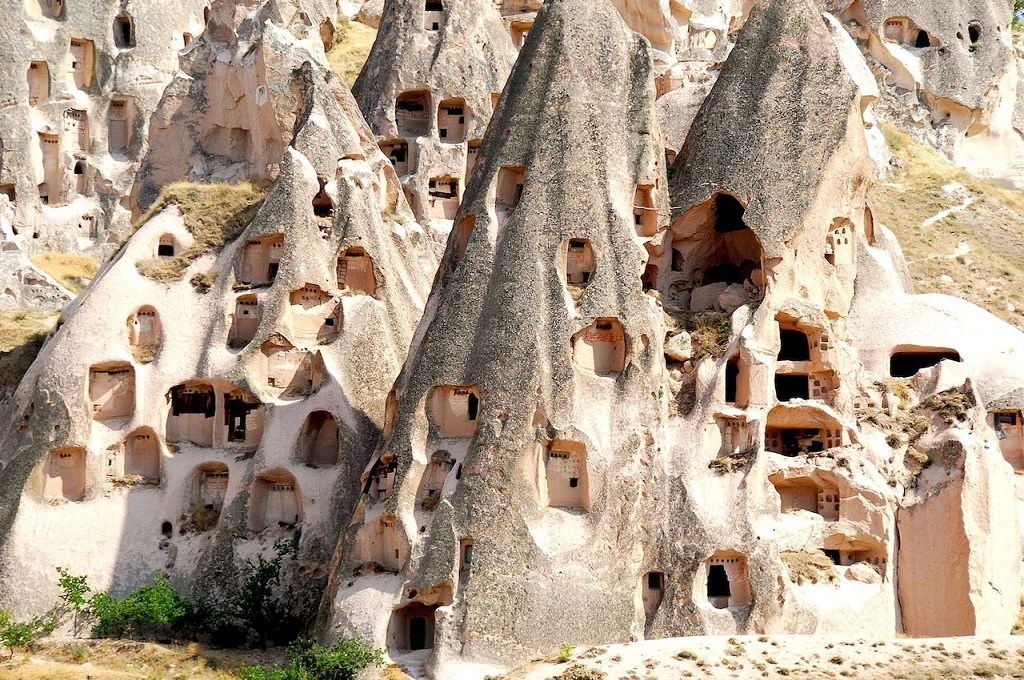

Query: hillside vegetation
[
  {"left": 133, "top": 182, "right": 265, "bottom": 283},
  {"left": 0, "top": 310, "right": 57, "bottom": 394},
  {"left": 327, "top": 17, "right": 377, "bottom": 86},
  {"left": 870, "top": 126, "right": 1024, "bottom": 329},
  {"left": 30, "top": 253, "right": 98, "bottom": 294}
]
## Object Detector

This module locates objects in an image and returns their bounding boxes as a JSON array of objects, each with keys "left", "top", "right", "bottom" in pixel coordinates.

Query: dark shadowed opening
[{"left": 890, "top": 350, "right": 961, "bottom": 378}]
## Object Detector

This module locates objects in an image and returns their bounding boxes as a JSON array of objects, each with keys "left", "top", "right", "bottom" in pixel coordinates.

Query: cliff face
[
  {"left": 316, "top": 0, "right": 1021, "bottom": 674},
  {"left": 0, "top": 0, "right": 436, "bottom": 623},
  {"left": 0, "top": 0, "right": 209, "bottom": 255},
  {"left": 834, "top": 0, "right": 1024, "bottom": 184},
  {"left": 0, "top": 0, "right": 1023, "bottom": 675},
  {"left": 323, "top": 0, "right": 670, "bottom": 670},
  {"left": 130, "top": 0, "right": 342, "bottom": 212}
]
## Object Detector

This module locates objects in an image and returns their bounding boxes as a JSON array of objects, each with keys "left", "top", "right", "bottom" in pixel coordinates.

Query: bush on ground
[{"left": 237, "top": 637, "right": 385, "bottom": 680}]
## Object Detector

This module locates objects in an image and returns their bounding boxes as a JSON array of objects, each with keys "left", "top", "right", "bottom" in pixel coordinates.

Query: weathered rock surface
[
  {"left": 0, "top": 0, "right": 436, "bottom": 625},
  {"left": 0, "top": 0, "right": 209, "bottom": 257},
  {"left": 0, "top": 0, "right": 1022, "bottom": 676},
  {"left": 0, "top": 206, "right": 72, "bottom": 311},
  {"left": 832, "top": 0, "right": 1024, "bottom": 184},
  {"left": 131, "top": 0, "right": 342, "bottom": 212},
  {"left": 322, "top": 0, "right": 670, "bottom": 673},
  {"left": 315, "top": 0, "right": 1022, "bottom": 674},
  {"left": 352, "top": 0, "right": 517, "bottom": 243}
]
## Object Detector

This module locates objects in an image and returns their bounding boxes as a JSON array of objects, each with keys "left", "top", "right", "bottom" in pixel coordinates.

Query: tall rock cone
[
  {"left": 652, "top": 0, "right": 894, "bottom": 639},
  {"left": 352, "top": 0, "right": 517, "bottom": 237},
  {"left": 659, "top": 0, "right": 1018, "bottom": 642},
  {"left": 0, "top": 0, "right": 437, "bottom": 626},
  {"left": 321, "top": 0, "right": 670, "bottom": 672}
]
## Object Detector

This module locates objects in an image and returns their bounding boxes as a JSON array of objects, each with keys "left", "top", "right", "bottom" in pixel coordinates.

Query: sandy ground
[
  {"left": 8, "top": 635, "right": 1024, "bottom": 679},
  {"left": 0, "top": 638, "right": 285, "bottom": 679},
  {"left": 497, "top": 635, "right": 1024, "bottom": 680}
]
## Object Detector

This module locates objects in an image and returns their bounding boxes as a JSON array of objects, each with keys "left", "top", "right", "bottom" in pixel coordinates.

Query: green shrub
[
  {"left": 57, "top": 540, "right": 307, "bottom": 648},
  {"left": 90, "top": 572, "right": 186, "bottom": 638},
  {"left": 182, "top": 537, "right": 303, "bottom": 649},
  {"left": 58, "top": 569, "right": 187, "bottom": 639},
  {"left": 0, "top": 609, "right": 57, "bottom": 658},
  {"left": 556, "top": 643, "right": 574, "bottom": 663},
  {"left": 232, "top": 540, "right": 301, "bottom": 648},
  {"left": 237, "top": 637, "right": 385, "bottom": 680}
]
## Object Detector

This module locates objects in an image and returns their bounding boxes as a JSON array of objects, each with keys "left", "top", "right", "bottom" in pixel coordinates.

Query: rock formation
[
  {"left": 322, "top": 0, "right": 670, "bottom": 673},
  {"left": 0, "top": 0, "right": 436, "bottom": 624},
  {"left": 0, "top": 206, "right": 73, "bottom": 311},
  {"left": 832, "top": 0, "right": 1024, "bottom": 184},
  {"left": 131, "top": 0, "right": 344, "bottom": 212},
  {"left": 0, "top": 0, "right": 209, "bottom": 255},
  {"left": 314, "top": 0, "right": 1021, "bottom": 674},
  {"left": 352, "top": 0, "right": 517, "bottom": 241},
  {"left": 0, "top": 0, "right": 1022, "bottom": 676}
]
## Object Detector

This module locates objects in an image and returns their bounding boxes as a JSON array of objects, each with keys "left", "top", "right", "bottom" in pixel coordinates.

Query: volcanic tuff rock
[
  {"left": 833, "top": 0, "right": 1024, "bottom": 184},
  {"left": 0, "top": 0, "right": 1023, "bottom": 677},
  {"left": 0, "top": 0, "right": 208, "bottom": 255},
  {"left": 130, "top": 0, "right": 342, "bottom": 213},
  {"left": 352, "top": 0, "right": 517, "bottom": 244},
  {"left": 0, "top": 209, "right": 73, "bottom": 311},
  {"left": 0, "top": 0, "right": 436, "bottom": 621},
  {"left": 323, "top": 0, "right": 670, "bottom": 671},
  {"left": 314, "top": 0, "right": 1021, "bottom": 674}
]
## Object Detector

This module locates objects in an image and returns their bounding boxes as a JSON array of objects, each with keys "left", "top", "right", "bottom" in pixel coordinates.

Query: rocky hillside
[
  {"left": 0, "top": 0, "right": 1022, "bottom": 679},
  {"left": 871, "top": 126, "right": 1024, "bottom": 329}
]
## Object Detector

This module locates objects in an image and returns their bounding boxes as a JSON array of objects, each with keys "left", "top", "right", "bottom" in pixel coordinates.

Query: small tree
[
  {"left": 90, "top": 573, "right": 186, "bottom": 639},
  {"left": 0, "top": 610, "right": 57, "bottom": 659},
  {"left": 232, "top": 538, "right": 301, "bottom": 648},
  {"left": 56, "top": 566, "right": 91, "bottom": 635}
]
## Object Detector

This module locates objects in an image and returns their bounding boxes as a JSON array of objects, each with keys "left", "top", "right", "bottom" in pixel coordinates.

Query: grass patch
[
  {"left": 0, "top": 311, "right": 57, "bottom": 393},
  {"left": 134, "top": 182, "right": 265, "bottom": 283},
  {"left": 326, "top": 17, "right": 377, "bottom": 86},
  {"left": 665, "top": 309, "right": 732, "bottom": 362},
  {"left": 5, "top": 638, "right": 277, "bottom": 679},
  {"left": 708, "top": 450, "right": 753, "bottom": 474},
  {"left": 916, "top": 387, "right": 975, "bottom": 425},
  {"left": 29, "top": 252, "right": 97, "bottom": 294},
  {"left": 870, "top": 125, "right": 1024, "bottom": 329},
  {"left": 781, "top": 550, "right": 839, "bottom": 585}
]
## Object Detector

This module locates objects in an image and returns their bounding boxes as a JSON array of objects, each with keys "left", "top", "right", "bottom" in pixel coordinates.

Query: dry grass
[
  {"left": 180, "top": 506, "right": 221, "bottom": 533},
  {"left": 0, "top": 310, "right": 57, "bottom": 392},
  {"left": 916, "top": 387, "right": 975, "bottom": 425},
  {"left": 555, "top": 665, "right": 607, "bottom": 680},
  {"left": 665, "top": 309, "right": 733, "bottom": 362},
  {"left": 870, "top": 125, "right": 1024, "bottom": 329},
  {"left": 708, "top": 451, "right": 753, "bottom": 474},
  {"left": 134, "top": 182, "right": 265, "bottom": 283},
  {"left": 1, "top": 638, "right": 283, "bottom": 679},
  {"left": 781, "top": 550, "right": 839, "bottom": 585},
  {"left": 326, "top": 17, "right": 377, "bottom": 86},
  {"left": 130, "top": 343, "right": 159, "bottom": 364},
  {"left": 29, "top": 252, "right": 98, "bottom": 294}
]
